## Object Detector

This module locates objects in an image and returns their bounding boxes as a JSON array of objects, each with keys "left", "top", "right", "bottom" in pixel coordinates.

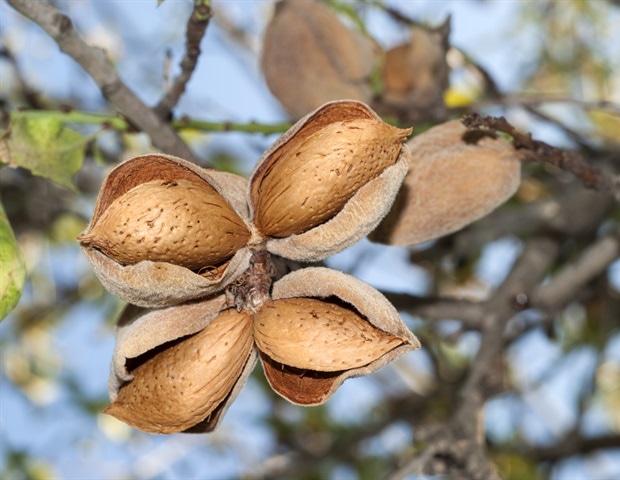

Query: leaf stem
[{"left": 7, "top": 110, "right": 291, "bottom": 136}]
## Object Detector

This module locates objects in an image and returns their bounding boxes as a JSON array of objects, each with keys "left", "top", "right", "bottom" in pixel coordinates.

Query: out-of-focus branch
[
  {"left": 529, "top": 433, "right": 620, "bottom": 462},
  {"left": 0, "top": 46, "right": 47, "bottom": 109},
  {"left": 154, "top": 0, "right": 213, "bottom": 119},
  {"left": 472, "top": 95, "right": 620, "bottom": 117},
  {"left": 5, "top": 109, "right": 291, "bottom": 136},
  {"left": 383, "top": 293, "right": 484, "bottom": 330},
  {"left": 389, "top": 237, "right": 559, "bottom": 480},
  {"left": 6, "top": 0, "right": 197, "bottom": 162},
  {"left": 530, "top": 234, "right": 619, "bottom": 313},
  {"left": 462, "top": 113, "right": 620, "bottom": 200}
]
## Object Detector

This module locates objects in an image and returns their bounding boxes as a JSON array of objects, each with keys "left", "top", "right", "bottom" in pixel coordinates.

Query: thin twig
[
  {"left": 0, "top": 46, "right": 47, "bottom": 109},
  {"left": 154, "top": 0, "right": 213, "bottom": 119},
  {"left": 383, "top": 292, "right": 484, "bottom": 330},
  {"left": 6, "top": 109, "right": 291, "bottom": 135},
  {"left": 7, "top": 0, "right": 197, "bottom": 162},
  {"left": 462, "top": 113, "right": 619, "bottom": 200},
  {"left": 473, "top": 94, "right": 620, "bottom": 117}
]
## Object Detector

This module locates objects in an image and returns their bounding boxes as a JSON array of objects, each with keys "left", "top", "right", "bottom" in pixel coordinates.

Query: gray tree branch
[
  {"left": 531, "top": 234, "right": 620, "bottom": 313},
  {"left": 154, "top": 0, "right": 213, "bottom": 119},
  {"left": 7, "top": 0, "right": 198, "bottom": 162},
  {"left": 389, "top": 237, "right": 560, "bottom": 480}
]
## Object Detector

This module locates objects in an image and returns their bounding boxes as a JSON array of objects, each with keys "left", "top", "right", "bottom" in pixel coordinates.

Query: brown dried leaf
[
  {"left": 261, "top": 0, "right": 377, "bottom": 119},
  {"left": 371, "top": 120, "right": 522, "bottom": 245},
  {"left": 104, "top": 308, "right": 253, "bottom": 434}
]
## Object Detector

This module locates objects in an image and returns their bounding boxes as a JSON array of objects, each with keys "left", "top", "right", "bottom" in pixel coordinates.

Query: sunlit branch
[
  {"left": 6, "top": 0, "right": 197, "bottom": 162},
  {"left": 154, "top": 0, "right": 213, "bottom": 119},
  {"left": 7, "top": 110, "right": 291, "bottom": 136},
  {"left": 463, "top": 113, "right": 620, "bottom": 200}
]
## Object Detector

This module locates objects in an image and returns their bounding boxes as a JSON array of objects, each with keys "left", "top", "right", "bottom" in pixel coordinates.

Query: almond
[
  {"left": 253, "top": 297, "right": 405, "bottom": 372},
  {"left": 261, "top": 0, "right": 377, "bottom": 119},
  {"left": 252, "top": 118, "right": 411, "bottom": 237},
  {"left": 104, "top": 308, "right": 253, "bottom": 434},
  {"left": 371, "top": 120, "right": 522, "bottom": 245},
  {"left": 79, "top": 178, "right": 250, "bottom": 271}
]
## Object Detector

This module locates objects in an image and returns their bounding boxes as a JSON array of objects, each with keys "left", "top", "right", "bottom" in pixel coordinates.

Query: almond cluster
[
  {"left": 79, "top": 101, "right": 522, "bottom": 434},
  {"left": 79, "top": 101, "right": 420, "bottom": 433}
]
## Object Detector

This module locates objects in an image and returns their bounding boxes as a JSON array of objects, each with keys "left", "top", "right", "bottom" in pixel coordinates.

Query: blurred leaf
[
  {"left": 49, "top": 213, "right": 87, "bottom": 244},
  {"left": 492, "top": 452, "right": 542, "bottom": 480},
  {"left": 0, "top": 202, "right": 26, "bottom": 322},
  {"left": 588, "top": 110, "right": 620, "bottom": 145},
  {"left": 0, "top": 114, "right": 87, "bottom": 190}
]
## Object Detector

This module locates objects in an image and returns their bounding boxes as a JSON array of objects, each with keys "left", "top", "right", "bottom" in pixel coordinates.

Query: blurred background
[{"left": 1, "top": 1, "right": 619, "bottom": 479}]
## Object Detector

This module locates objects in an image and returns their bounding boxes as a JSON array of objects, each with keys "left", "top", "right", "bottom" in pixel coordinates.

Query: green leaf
[
  {"left": 0, "top": 114, "right": 87, "bottom": 190},
  {"left": 0, "top": 202, "right": 26, "bottom": 322}
]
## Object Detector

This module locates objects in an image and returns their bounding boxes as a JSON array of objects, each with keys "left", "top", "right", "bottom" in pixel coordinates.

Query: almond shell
[
  {"left": 79, "top": 154, "right": 252, "bottom": 307},
  {"left": 107, "top": 298, "right": 257, "bottom": 433},
  {"left": 250, "top": 100, "right": 411, "bottom": 261},
  {"left": 259, "top": 267, "right": 420, "bottom": 405},
  {"left": 370, "top": 120, "right": 522, "bottom": 245}
]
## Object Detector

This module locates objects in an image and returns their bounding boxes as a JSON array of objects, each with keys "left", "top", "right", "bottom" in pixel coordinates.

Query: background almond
[
  {"left": 371, "top": 120, "right": 522, "bottom": 245},
  {"left": 261, "top": 0, "right": 377, "bottom": 119}
]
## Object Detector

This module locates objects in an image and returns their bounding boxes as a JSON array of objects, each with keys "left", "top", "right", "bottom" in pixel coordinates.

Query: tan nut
[
  {"left": 261, "top": 0, "right": 378, "bottom": 119},
  {"left": 104, "top": 308, "right": 253, "bottom": 434},
  {"left": 251, "top": 101, "right": 411, "bottom": 238},
  {"left": 79, "top": 178, "right": 250, "bottom": 271},
  {"left": 254, "top": 297, "right": 405, "bottom": 372},
  {"left": 371, "top": 120, "right": 522, "bottom": 245}
]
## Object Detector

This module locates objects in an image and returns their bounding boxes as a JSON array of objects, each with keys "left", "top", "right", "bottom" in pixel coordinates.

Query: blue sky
[{"left": 1, "top": 1, "right": 619, "bottom": 479}]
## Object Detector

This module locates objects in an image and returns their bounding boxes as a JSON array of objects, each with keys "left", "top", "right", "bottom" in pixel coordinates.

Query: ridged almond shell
[
  {"left": 371, "top": 120, "right": 522, "bottom": 245},
  {"left": 250, "top": 100, "right": 411, "bottom": 261},
  {"left": 79, "top": 178, "right": 249, "bottom": 270},
  {"left": 78, "top": 154, "right": 252, "bottom": 307},
  {"left": 258, "top": 267, "right": 420, "bottom": 405},
  {"left": 254, "top": 297, "right": 405, "bottom": 372},
  {"left": 105, "top": 306, "right": 254, "bottom": 434}
]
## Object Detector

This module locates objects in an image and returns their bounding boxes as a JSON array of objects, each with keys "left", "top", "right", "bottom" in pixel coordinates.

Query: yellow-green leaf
[
  {"left": 0, "top": 114, "right": 87, "bottom": 190},
  {"left": 588, "top": 110, "right": 620, "bottom": 146},
  {"left": 0, "top": 202, "right": 26, "bottom": 321}
]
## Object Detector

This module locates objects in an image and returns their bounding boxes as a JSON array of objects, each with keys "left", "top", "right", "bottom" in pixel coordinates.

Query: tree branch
[
  {"left": 530, "top": 433, "right": 620, "bottom": 462},
  {"left": 7, "top": 0, "right": 198, "bottom": 162},
  {"left": 389, "top": 237, "right": 560, "bottom": 480},
  {"left": 383, "top": 292, "right": 484, "bottom": 330},
  {"left": 472, "top": 94, "right": 620, "bottom": 117},
  {"left": 531, "top": 234, "right": 620, "bottom": 313},
  {"left": 154, "top": 0, "right": 213, "bottom": 119},
  {"left": 462, "top": 113, "right": 620, "bottom": 200}
]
